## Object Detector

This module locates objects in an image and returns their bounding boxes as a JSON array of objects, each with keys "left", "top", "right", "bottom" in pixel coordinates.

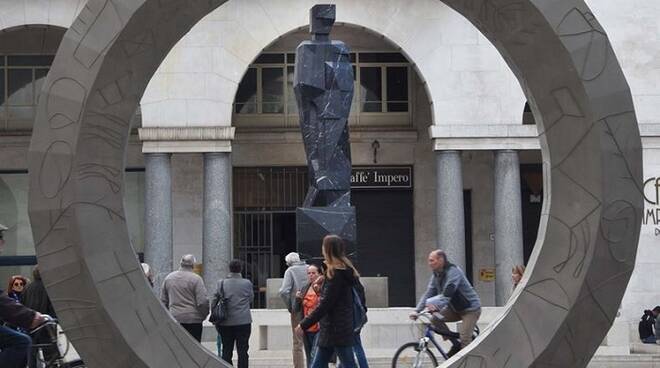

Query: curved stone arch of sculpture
[{"left": 27, "top": 1, "right": 642, "bottom": 368}]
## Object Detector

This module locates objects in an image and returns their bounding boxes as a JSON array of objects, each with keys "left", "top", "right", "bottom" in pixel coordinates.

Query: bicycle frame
[{"left": 420, "top": 324, "right": 450, "bottom": 361}]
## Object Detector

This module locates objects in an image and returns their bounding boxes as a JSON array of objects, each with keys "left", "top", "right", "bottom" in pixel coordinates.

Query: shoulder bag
[{"left": 210, "top": 280, "right": 228, "bottom": 324}]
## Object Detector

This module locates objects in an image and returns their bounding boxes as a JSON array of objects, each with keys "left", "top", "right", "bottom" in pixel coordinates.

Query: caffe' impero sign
[
  {"left": 351, "top": 166, "right": 412, "bottom": 189},
  {"left": 643, "top": 176, "right": 660, "bottom": 236}
]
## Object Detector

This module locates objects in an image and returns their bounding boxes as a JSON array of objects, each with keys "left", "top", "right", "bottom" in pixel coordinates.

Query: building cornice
[
  {"left": 430, "top": 123, "right": 660, "bottom": 151},
  {"left": 138, "top": 127, "right": 235, "bottom": 153}
]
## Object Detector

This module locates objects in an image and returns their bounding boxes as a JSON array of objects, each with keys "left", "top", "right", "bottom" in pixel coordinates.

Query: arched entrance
[{"left": 27, "top": 1, "right": 642, "bottom": 367}]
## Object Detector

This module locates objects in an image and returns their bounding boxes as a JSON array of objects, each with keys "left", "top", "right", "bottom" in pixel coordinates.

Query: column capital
[
  {"left": 138, "top": 126, "right": 235, "bottom": 153},
  {"left": 495, "top": 149, "right": 519, "bottom": 154},
  {"left": 430, "top": 124, "right": 540, "bottom": 151},
  {"left": 436, "top": 149, "right": 462, "bottom": 155}
]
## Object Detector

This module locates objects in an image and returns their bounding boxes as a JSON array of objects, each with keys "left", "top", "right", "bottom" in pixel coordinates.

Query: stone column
[
  {"left": 494, "top": 149, "right": 524, "bottom": 306},
  {"left": 144, "top": 153, "right": 173, "bottom": 292},
  {"left": 203, "top": 152, "right": 232, "bottom": 289},
  {"left": 436, "top": 150, "right": 466, "bottom": 270}
]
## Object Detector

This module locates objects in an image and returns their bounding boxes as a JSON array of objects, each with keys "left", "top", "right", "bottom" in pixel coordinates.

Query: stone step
[{"left": 201, "top": 343, "right": 660, "bottom": 368}]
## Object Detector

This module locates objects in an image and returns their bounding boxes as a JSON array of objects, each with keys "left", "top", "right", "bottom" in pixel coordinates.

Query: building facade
[{"left": 0, "top": 0, "right": 658, "bottom": 325}]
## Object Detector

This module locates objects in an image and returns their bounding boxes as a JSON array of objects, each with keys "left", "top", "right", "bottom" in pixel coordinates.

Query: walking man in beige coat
[{"left": 161, "top": 254, "right": 209, "bottom": 342}]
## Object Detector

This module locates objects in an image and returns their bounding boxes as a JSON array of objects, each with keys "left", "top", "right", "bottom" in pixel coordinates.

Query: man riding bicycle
[
  {"left": 0, "top": 223, "right": 47, "bottom": 368},
  {"left": 410, "top": 250, "right": 481, "bottom": 356}
]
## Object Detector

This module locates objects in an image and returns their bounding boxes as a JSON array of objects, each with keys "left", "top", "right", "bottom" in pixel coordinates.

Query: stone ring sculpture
[{"left": 28, "top": 1, "right": 642, "bottom": 367}]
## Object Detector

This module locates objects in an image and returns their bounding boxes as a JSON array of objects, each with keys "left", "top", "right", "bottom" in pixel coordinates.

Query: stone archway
[{"left": 28, "top": 1, "right": 642, "bottom": 367}]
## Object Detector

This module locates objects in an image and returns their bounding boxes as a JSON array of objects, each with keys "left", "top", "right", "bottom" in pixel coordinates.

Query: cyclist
[
  {"left": 0, "top": 223, "right": 47, "bottom": 368},
  {"left": 409, "top": 250, "right": 481, "bottom": 356}
]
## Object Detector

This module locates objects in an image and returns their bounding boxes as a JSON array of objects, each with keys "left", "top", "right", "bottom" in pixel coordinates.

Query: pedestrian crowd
[{"left": 2, "top": 219, "right": 488, "bottom": 368}]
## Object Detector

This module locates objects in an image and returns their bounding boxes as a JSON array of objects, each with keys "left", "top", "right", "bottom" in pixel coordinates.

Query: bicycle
[
  {"left": 29, "top": 316, "right": 86, "bottom": 368},
  {"left": 391, "top": 310, "right": 480, "bottom": 368}
]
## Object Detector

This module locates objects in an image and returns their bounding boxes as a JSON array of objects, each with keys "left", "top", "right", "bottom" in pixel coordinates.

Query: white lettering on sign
[
  {"left": 373, "top": 171, "right": 410, "bottom": 186},
  {"left": 350, "top": 167, "right": 412, "bottom": 189}
]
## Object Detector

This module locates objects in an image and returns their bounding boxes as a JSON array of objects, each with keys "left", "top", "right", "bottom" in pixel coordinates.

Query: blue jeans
[
  {"left": 312, "top": 345, "right": 356, "bottom": 368},
  {"left": 0, "top": 325, "right": 32, "bottom": 368},
  {"left": 337, "top": 334, "right": 368, "bottom": 368},
  {"left": 303, "top": 331, "right": 318, "bottom": 368},
  {"left": 642, "top": 335, "right": 657, "bottom": 344},
  {"left": 352, "top": 334, "right": 369, "bottom": 368}
]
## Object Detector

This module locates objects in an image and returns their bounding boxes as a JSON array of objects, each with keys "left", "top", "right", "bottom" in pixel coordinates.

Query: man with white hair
[
  {"left": 279, "top": 252, "right": 309, "bottom": 368},
  {"left": 161, "top": 254, "right": 210, "bottom": 342}
]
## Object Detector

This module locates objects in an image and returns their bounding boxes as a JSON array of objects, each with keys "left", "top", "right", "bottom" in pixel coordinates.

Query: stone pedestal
[
  {"left": 296, "top": 206, "right": 356, "bottom": 260},
  {"left": 493, "top": 150, "right": 524, "bottom": 306},
  {"left": 144, "top": 153, "right": 173, "bottom": 291},
  {"left": 203, "top": 152, "right": 232, "bottom": 288},
  {"left": 436, "top": 150, "right": 466, "bottom": 270}
]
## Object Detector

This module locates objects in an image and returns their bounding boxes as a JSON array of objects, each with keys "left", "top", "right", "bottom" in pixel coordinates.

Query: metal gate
[{"left": 233, "top": 167, "right": 307, "bottom": 308}]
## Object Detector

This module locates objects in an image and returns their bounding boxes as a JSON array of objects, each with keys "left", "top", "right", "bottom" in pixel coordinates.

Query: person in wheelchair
[
  {"left": 1, "top": 223, "right": 47, "bottom": 368},
  {"left": 409, "top": 250, "right": 481, "bottom": 356}
]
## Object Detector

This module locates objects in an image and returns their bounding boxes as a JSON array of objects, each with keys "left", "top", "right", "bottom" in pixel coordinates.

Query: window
[
  {"left": 522, "top": 102, "right": 536, "bottom": 125},
  {"left": 233, "top": 52, "right": 411, "bottom": 124},
  {"left": 0, "top": 55, "right": 53, "bottom": 130},
  {"left": 235, "top": 68, "right": 257, "bottom": 114},
  {"left": 261, "top": 67, "right": 284, "bottom": 113},
  {"left": 360, "top": 67, "right": 382, "bottom": 112}
]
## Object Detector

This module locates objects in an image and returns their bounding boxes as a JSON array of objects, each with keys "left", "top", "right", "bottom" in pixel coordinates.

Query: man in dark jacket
[
  {"left": 1, "top": 223, "right": 46, "bottom": 368},
  {"left": 21, "top": 265, "right": 58, "bottom": 367},
  {"left": 410, "top": 250, "right": 481, "bottom": 352}
]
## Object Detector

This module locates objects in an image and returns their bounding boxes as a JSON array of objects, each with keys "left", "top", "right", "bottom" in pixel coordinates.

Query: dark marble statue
[{"left": 294, "top": 4, "right": 356, "bottom": 258}]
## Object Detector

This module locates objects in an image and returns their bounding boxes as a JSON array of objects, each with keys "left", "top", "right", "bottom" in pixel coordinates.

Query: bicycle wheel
[{"left": 392, "top": 342, "right": 439, "bottom": 368}]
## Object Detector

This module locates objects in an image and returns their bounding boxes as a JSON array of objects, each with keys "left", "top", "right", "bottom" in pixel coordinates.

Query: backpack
[
  {"left": 638, "top": 311, "right": 655, "bottom": 340},
  {"left": 351, "top": 286, "right": 367, "bottom": 333}
]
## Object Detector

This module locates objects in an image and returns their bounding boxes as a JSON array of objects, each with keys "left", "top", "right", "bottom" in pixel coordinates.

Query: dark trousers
[
  {"left": 0, "top": 325, "right": 32, "bottom": 368},
  {"left": 216, "top": 324, "right": 251, "bottom": 368},
  {"left": 181, "top": 323, "right": 203, "bottom": 342}
]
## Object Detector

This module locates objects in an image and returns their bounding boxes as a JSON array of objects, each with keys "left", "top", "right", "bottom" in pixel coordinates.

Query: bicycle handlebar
[{"left": 29, "top": 315, "right": 57, "bottom": 335}]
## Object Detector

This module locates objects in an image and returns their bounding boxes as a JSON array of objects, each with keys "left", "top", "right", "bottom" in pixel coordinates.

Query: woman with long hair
[{"left": 295, "top": 234, "right": 365, "bottom": 368}]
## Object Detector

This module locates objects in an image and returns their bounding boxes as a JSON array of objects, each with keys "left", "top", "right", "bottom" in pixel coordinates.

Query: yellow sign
[{"left": 479, "top": 268, "right": 496, "bottom": 281}]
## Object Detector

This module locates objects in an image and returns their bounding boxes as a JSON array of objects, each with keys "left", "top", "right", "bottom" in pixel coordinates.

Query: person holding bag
[{"left": 211, "top": 259, "right": 253, "bottom": 368}]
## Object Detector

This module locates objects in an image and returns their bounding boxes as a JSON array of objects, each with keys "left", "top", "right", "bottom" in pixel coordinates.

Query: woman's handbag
[{"left": 210, "top": 280, "right": 228, "bottom": 324}]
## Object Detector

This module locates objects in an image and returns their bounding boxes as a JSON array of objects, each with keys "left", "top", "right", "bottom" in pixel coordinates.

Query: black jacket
[
  {"left": 21, "top": 279, "right": 56, "bottom": 317},
  {"left": 1, "top": 289, "right": 36, "bottom": 329},
  {"left": 299, "top": 269, "right": 366, "bottom": 347}
]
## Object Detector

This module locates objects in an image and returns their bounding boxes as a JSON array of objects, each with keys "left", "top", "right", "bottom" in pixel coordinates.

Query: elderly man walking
[
  {"left": 161, "top": 254, "right": 210, "bottom": 342},
  {"left": 279, "top": 252, "right": 309, "bottom": 368}
]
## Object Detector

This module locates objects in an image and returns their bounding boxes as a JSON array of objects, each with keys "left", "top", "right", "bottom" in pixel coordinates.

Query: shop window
[{"left": 0, "top": 55, "right": 52, "bottom": 130}]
